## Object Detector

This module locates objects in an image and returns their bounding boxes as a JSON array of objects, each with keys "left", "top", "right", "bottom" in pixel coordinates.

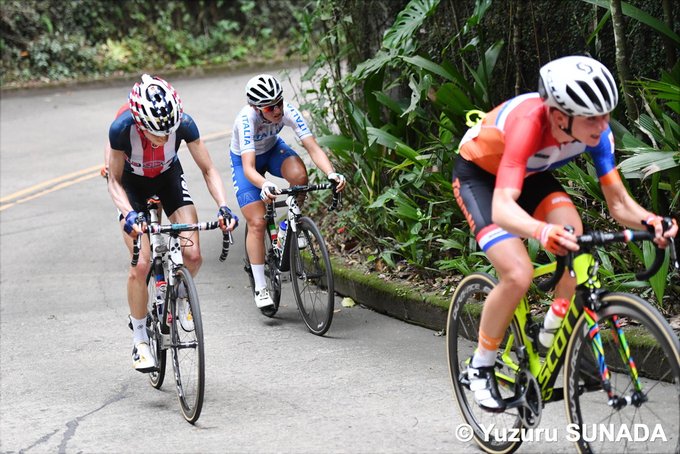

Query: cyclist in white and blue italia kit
[
  {"left": 107, "top": 74, "right": 237, "bottom": 372},
  {"left": 230, "top": 74, "right": 346, "bottom": 309}
]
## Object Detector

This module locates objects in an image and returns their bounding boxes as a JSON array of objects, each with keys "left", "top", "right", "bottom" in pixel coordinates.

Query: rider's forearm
[
  {"left": 244, "top": 165, "right": 267, "bottom": 188},
  {"left": 491, "top": 189, "right": 543, "bottom": 238},
  {"left": 302, "top": 137, "right": 335, "bottom": 176},
  {"left": 308, "top": 150, "right": 334, "bottom": 176},
  {"left": 602, "top": 184, "right": 656, "bottom": 228},
  {"left": 108, "top": 178, "right": 134, "bottom": 216},
  {"left": 202, "top": 168, "right": 228, "bottom": 207}
]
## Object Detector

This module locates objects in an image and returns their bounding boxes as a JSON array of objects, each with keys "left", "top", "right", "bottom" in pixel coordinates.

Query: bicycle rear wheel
[
  {"left": 146, "top": 272, "right": 167, "bottom": 389},
  {"left": 169, "top": 266, "right": 205, "bottom": 424},
  {"left": 446, "top": 272, "right": 524, "bottom": 454},
  {"left": 290, "top": 216, "right": 334, "bottom": 336},
  {"left": 244, "top": 224, "right": 281, "bottom": 317},
  {"left": 564, "top": 292, "right": 680, "bottom": 454}
]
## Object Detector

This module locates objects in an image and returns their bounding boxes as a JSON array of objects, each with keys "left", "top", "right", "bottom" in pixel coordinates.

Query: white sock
[
  {"left": 472, "top": 347, "right": 497, "bottom": 368},
  {"left": 130, "top": 316, "right": 148, "bottom": 345},
  {"left": 251, "top": 264, "right": 267, "bottom": 290}
]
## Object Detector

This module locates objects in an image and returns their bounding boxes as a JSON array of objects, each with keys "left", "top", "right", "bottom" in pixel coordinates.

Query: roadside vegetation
[
  {"left": 295, "top": 0, "right": 680, "bottom": 313},
  {"left": 1, "top": 0, "right": 305, "bottom": 86},
  {"left": 2, "top": 0, "right": 678, "bottom": 313}
]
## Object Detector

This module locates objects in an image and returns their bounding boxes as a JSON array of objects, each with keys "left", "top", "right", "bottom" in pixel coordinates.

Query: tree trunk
[
  {"left": 513, "top": 0, "right": 522, "bottom": 96},
  {"left": 609, "top": 0, "right": 637, "bottom": 127},
  {"left": 662, "top": 0, "right": 677, "bottom": 71}
]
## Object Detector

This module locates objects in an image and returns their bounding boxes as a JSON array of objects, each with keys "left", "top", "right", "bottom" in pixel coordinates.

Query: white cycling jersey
[{"left": 230, "top": 103, "right": 313, "bottom": 156}]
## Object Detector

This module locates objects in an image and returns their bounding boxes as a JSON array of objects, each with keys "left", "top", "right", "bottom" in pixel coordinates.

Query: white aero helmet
[
  {"left": 538, "top": 56, "right": 618, "bottom": 117},
  {"left": 128, "top": 74, "right": 183, "bottom": 136},
  {"left": 246, "top": 74, "right": 283, "bottom": 107}
]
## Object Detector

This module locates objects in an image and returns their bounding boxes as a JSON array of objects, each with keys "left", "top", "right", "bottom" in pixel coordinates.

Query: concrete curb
[
  {"left": 330, "top": 258, "right": 674, "bottom": 382},
  {"left": 330, "top": 258, "right": 450, "bottom": 331}
]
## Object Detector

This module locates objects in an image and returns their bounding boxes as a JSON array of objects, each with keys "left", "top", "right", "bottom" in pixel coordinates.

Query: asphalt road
[{"left": 1, "top": 68, "right": 593, "bottom": 453}]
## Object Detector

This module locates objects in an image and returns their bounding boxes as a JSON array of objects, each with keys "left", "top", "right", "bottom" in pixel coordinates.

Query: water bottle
[
  {"left": 155, "top": 279, "right": 167, "bottom": 318},
  {"left": 277, "top": 221, "right": 288, "bottom": 249},
  {"left": 268, "top": 219, "right": 278, "bottom": 243},
  {"left": 152, "top": 257, "right": 166, "bottom": 318},
  {"left": 539, "top": 298, "right": 569, "bottom": 347}
]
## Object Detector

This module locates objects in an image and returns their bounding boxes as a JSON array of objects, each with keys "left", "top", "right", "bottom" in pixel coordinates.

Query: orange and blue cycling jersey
[
  {"left": 459, "top": 93, "right": 619, "bottom": 189},
  {"left": 454, "top": 93, "right": 621, "bottom": 252}
]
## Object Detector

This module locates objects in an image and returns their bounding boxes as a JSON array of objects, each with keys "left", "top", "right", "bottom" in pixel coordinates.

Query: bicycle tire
[
  {"left": 169, "top": 266, "right": 205, "bottom": 424},
  {"left": 243, "top": 224, "right": 281, "bottom": 317},
  {"left": 564, "top": 292, "right": 680, "bottom": 454},
  {"left": 146, "top": 271, "right": 167, "bottom": 389},
  {"left": 446, "top": 272, "right": 524, "bottom": 454},
  {"left": 289, "top": 216, "right": 334, "bottom": 336}
]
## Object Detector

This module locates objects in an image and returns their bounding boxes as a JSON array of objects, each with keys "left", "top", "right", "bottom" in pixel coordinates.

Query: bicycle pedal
[{"left": 458, "top": 372, "right": 471, "bottom": 388}]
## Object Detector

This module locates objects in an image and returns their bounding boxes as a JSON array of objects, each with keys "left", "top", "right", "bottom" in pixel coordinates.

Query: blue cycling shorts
[{"left": 230, "top": 137, "right": 299, "bottom": 207}]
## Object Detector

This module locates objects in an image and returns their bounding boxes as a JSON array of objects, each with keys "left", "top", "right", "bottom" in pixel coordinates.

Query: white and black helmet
[
  {"left": 128, "top": 74, "right": 183, "bottom": 136},
  {"left": 245, "top": 74, "right": 283, "bottom": 107},
  {"left": 538, "top": 56, "right": 618, "bottom": 117}
]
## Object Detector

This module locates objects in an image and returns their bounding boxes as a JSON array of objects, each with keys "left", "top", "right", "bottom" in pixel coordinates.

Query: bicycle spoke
[
  {"left": 169, "top": 267, "right": 205, "bottom": 424},
  {"left": 146, "top": 271, "right": 166, "bottom": 389},
  {"left": 565, "top": 293, "right": 680, "bottom": 453},
  {"left": 290, "top": 217, "right": 334, "bottom": 336},
  {"left": 446, "top": 273, "right": 525, "bottom": 453}
]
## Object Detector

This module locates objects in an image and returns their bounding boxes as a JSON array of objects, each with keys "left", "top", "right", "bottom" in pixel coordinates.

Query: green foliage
[
  {"left": 297, "top": 0, "right": 679, "bottom": 308},
  {"left": 299, "top": 0, "right": 505, "bottom": 273},
  {"left": 581, "top": 0, "right": 680, "bottom": 45},
  {"left": 1, "top": 0, "right": 305, "bottom": 84}
]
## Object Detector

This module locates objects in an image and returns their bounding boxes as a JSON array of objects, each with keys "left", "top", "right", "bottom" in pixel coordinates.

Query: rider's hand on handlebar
[
  {"left": 260, "top": 181, "right": 279, "bottom": 203},
  {"left": 533, "top": 222, "right": 579, "bottom": 256},
  {"left": 644, "top": 215, "right": 678, "bottom": 248},
  {"left": 218, "top": 205, "right": 239, "bottom": 232},
  {"left": 123, "top": 210, "right": 145, "bottom": 238},
  {"left": 327, "top": 172, "right": 346, "bottom": 191}
]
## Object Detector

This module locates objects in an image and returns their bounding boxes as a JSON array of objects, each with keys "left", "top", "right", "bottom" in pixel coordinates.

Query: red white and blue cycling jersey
[
  {"left": 230, "top": 103, "right": 313, "bottom": 156},
  {"left": 459, "top": 93, "right": 618, "bottom": 190},
  {"left": 108, "top": 105, "right": 200, "bottom": 178}
]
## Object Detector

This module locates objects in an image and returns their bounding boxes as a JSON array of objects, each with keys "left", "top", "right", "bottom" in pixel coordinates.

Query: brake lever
[
  {"left": 328, "top": 180, "right": 342, "bottom": 212},
  {"left": 565, "top": 225, "right": 575, "bottom": 278},
  {"left": 130, "top": 213, "right": 147, "bottom": 267},
  {"left": 669, "top": 236, "right": 679, "bottom": 270}
]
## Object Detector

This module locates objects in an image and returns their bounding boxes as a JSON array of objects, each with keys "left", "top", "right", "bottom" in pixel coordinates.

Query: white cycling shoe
[
  {"left": 466, "top": 364, "right": 506, "bottom": 413},
  {"left": 254, "top": 288, "right": 274, "bottom": 309},
  {"left": 132, "top": 341, "right": 156, "bottom": 373},
  {"left": 175, "top": 285, "right": 194, "bottom": 331},
  {"left": 178, "top": 298, "right": 194, "bottom": 332}
]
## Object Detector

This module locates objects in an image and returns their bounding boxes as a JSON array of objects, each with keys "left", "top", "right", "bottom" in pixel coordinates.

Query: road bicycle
[
  {"left": 131, "top": 196, "right": 232, "bottom": 424},
  {"left": 446, "top": 223, "right": 680, "bottom": 453},
  {"left": 244, "top": 183, "right": 341, "bottom": 336}
]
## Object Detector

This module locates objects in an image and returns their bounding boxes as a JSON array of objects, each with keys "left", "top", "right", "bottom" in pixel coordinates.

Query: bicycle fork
[{"left": 582, "top": 306, "right": 646, "bottom": 410}]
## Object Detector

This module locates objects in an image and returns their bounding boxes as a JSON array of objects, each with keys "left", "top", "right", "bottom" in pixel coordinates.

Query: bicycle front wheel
[
  {"left": 564, "top": 292, "right": 680, "bottom": 454},
  {"left": 290, "top": 216, "right": 334, "bottom": 336},
  {"left": 146, "top": 271, "right": 166, "bottom": 389},
  {"left": 169, "top": 266, "right": 205, "bottom": 424},
  {"left": 446, "top": 272, "right": 525, "bottom": 454}
]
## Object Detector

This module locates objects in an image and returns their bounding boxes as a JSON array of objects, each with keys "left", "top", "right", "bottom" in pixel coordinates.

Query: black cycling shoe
[{"left": 466, "top": 364, "right": 507, "bottom": 413}]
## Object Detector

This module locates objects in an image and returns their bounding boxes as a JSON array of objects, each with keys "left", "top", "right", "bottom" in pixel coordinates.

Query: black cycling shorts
[
  {"left": 119, "top": 160, "right": 194, "bottom": 219},
  {"left": 452, "top": 155, "right": 574, "bottom": 251}
]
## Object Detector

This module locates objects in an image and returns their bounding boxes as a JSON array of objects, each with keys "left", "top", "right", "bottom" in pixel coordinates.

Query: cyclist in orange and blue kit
[{"left": 451, "top": 56, "right": 678, "bottom": 412}]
